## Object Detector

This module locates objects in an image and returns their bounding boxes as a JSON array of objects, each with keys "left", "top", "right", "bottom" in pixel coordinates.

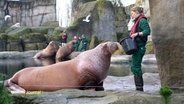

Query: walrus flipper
[
  {"left": 4, "top": 79, "right": 26, "bottom": 93},
  {"left": 4, "top": 80, "right": 9, "bottom": 87},
  {"left": 95, "top": 81, "right": 104, "bottom": 91},
  {"left": 80, "top": 80, "right": 97, "bottom": 90},
  {"left": 80, "top": 80, "right": 104, "bottom": 91}
]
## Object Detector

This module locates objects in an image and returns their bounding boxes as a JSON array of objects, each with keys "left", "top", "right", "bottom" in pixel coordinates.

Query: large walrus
[
  {"left": 33, "top": 41, "right": 57, "bottom": 59},
  {"left": 55, "top": 40, "right": 76, "bottom": 62},
  {"left": 5, "top": 42, "right": 118, "bottom": 91}
]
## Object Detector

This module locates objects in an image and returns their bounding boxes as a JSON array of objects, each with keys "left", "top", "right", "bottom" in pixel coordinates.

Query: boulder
[{"left": 149, "top": 0, "right": 184, "bottom": 92}]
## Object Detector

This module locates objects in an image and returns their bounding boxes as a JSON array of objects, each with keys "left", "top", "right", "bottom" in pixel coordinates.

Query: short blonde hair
[{"left": 131, "top": 6, "right": 144, "bottom": 14}]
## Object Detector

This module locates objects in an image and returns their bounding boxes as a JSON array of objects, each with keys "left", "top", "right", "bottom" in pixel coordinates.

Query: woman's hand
[{"left": 130, "top": 33, "right": 139, "bottom": 40}]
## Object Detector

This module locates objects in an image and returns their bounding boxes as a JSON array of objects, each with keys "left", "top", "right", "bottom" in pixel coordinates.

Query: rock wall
[
  {"left": 114, "top": 7, "right": 129, "bottom": 42},
  {"left": 92, "top": 1, "right": 117, "bottom": 41},
  {"left": 68, "top": 1, "right": 130, "bottom": 41},
  {"left": 149, "top": 0, "right": 184, "bottom": 92},
  {"left": 0, "top": 0, "right": 131, "bottom": 42},
  {"left": 0, "top": 0, "right": 133, "bottom": 51},
  {"left": 0, "top": 0, "right": 56, "bottom": 27}
]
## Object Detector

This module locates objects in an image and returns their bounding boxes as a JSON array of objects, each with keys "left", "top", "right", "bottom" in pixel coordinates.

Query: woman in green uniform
[{"left": 130, "top": 6, "right": 151, "bottom": 91}]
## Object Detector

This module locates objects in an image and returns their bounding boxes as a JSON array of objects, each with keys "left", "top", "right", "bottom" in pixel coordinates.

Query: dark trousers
[{"left": 131, "top": 46, "right": 146, "bottom": 91}]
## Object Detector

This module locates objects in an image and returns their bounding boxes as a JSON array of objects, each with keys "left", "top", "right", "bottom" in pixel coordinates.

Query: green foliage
[
  {"left": 46, "top": 34, "right": 61, "bottom": 42},
  {"left": 0, "top": 84, "right": 13, "bottom": 104},
  {"left": 160, "top": 86, "right": 173, "bottom": 97},
  {"left": 31, "top": 27, "right": 50, "bottom": 35},
  {"left": 26, "top": 33, "right": 47, "bottom": 42},
  {"left": 53, "top": 29, "right": 61, "bottom": 36},
  {"left": 0, "top": 73, "right": 13, "bottom": 104},
  {"left": 53, "top": 27, "right": 63, "bottom": 36},
  {"left": 6, "top": 27, "right": 31, "bottom": 36},
  {"left": 7, "top": 35, "right": 20, "bottom": 40},
  {"left": 0, "top": 73, "right": 7, "bottom": 80},
  {"left": 0, "top": 34, "right": 8, "bottom": 40},
  {"left": 97, "top": 0, "right": 106, "bottom": 5},
  {"left": 12, "top": 96, "right": 35, "bottom": 104},
  {"left": 160, "top": 86, "right": 173, "bottom": 104}
]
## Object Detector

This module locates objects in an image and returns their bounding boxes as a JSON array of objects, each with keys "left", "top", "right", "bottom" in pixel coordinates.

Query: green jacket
[
  {"left": 81, "top": 38, "right": 88, "bottom": 46},
  {"left": 135, "top": 18, "right": 151, "bottom": 47},
  {"left": 74, "top": 39, "right": 81, "bottom": 51}
]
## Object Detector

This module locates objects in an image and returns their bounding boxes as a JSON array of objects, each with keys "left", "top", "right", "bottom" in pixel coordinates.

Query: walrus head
[
  {"left": 68, "top": 40, "right": 77, "bottom": 51},
  {"left": 47, "top": 41, "right": 56, "bottom": 50},
  {"left": 48, "top": 41, "right": 55, "bottom": 47},
  {"left": 101, "top": 42, "right": 119, "bottom": 55},
  {"left": 48, "top": 41, "right": 59, "bottom": 52}
]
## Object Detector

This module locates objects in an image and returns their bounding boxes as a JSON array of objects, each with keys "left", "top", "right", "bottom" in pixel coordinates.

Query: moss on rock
[
  {"left": 41, "top": 21, "right": 59, "bottom": 27},
  {"left": 30, "top": 27, "right": 52, "bottom": 35},
  {"left": 6, "top": 27, "right": 31, "bottom": 36},
  {"left": 89, "top": 35, "right": 99, "bottom": 49},
  {"left": 23, "top": 33, "right": 47, "bottom": 43},
  {"left": 0, "top": 34, "right": 9, "bottom": 40},
  {"left": 12, "top": 95, "right": 35, "bottom": 104},
  {"left": 145, "top": 41, "right": 154, "bottom": 54},
  {"left": 53, "top": 27, "right": 64, "bottom": 36}
]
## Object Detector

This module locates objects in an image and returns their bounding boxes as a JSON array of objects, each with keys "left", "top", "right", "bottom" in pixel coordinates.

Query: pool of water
[{"left": 0, "top": 58, "right": 158, "bottom": 79}]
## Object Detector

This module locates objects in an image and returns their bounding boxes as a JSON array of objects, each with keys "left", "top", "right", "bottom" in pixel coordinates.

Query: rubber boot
[{"left": 134, "top": 76, "right": 144, "bottom": 91}]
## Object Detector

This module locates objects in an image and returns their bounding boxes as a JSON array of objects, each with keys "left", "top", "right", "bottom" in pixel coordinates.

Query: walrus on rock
[
  {"left": 55, "top": 40, "right": 76, "bottom": 62},
  {"left": 33, "top": 41, "right": 57, "bottom": 59},
  {"left": 5, "top": 42, "right": 119, "bottom": 91}
]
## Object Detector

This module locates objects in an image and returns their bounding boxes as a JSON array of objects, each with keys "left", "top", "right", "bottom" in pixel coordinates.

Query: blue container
[{"left": 120, "top": 37, "right": 138, "bottom": 55}]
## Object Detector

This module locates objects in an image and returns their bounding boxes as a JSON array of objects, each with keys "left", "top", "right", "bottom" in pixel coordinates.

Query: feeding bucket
[{"left": 120, "top": 37, "right": 138, "bottom": 55}]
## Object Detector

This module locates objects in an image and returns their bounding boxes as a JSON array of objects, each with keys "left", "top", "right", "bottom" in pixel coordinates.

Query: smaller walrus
[
  {"left": 4, "top": 41, "right": 118, "bottom": 92},
  {"left": 33, "top": 41, "right": 57, "bottom": 59},
  {"left": 55, "top": 40, "right": 76, "bottom": 62}
]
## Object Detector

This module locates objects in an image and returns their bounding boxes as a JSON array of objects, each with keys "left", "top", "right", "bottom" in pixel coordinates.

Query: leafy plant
[
  {"left": 160, "top": 86, "right": 173, "bottom": 104},
  {"left": 0, "top": 73, "right": 13, "bottom": 104}
]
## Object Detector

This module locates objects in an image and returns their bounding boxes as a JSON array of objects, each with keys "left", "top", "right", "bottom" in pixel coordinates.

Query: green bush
[
  {"left": 0, "top": 73, "right": 13, "bottom": 104},
  {"left": 160, "top": 86, "right": 173, "bottom": 104},
  {"left": 0, "top": 83, "right": 13, "bottom": 104}
]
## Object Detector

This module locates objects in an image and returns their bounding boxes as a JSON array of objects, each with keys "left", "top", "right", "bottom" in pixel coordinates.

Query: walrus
[
  {"left": 4, "top": 41, "right": 118, "bottom": 91},
  {"left": 55, "top": 40, "right": 76, "bottom": 62},
  {"left": 34, "top": 57, "right": 55, "bottom": 66},
  {"left": 33, "top": 41, "right": 57, "bottom": 59}
]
